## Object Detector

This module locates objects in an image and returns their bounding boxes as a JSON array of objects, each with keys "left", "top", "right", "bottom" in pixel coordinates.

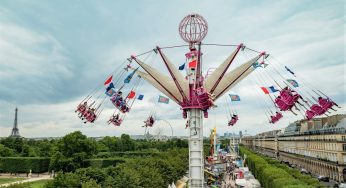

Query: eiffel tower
[{"left": 10, "top": 107, "right": 20, "bottom": 137}]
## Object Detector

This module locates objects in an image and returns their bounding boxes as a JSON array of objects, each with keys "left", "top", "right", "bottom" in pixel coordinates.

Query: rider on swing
[{"left": 144, "top": 116, "right": 155, "bottom": 127}]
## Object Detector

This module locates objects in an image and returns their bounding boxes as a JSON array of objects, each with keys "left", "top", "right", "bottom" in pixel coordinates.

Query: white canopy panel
[
  {"left": 133, "top": 69, "right": 180, "bottom": 104},
  {"left": 158, "top": 50, "right": 189, "bottom": 99},
  {"left": 132, "top": 59, "right": 183, "bottom": 104},
  {"left": 212, "top": 55, "right": 261, "bottom": 100},
  {"left": 204, "top": 48, "right": 238, "bottom": 93}
]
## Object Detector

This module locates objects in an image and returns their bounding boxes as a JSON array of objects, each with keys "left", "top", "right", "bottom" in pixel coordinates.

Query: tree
[
  {"left": 0, "top": 144, "right": 16, "bottom": 157},
  {"left": 0, "top": 137, "right": 24, "bottom": 154},
  {"left": 57, "top": 131, "right": 97, "bottom": 157},
  {"left": 111, "top": 165, "right": 141, "bottom": 188},
  {"left": 49, "top": 131, "right": 98, "bottom": 172}
]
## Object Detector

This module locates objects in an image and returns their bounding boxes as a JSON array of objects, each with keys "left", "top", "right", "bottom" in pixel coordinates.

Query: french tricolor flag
[{"left": 260, "top": 86, "right": 279, "bottom": 94}]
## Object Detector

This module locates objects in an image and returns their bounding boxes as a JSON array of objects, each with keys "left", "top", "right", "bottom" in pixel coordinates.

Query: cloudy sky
[{"left": 0, "top": 0, "right": 345, "bottom": 138}]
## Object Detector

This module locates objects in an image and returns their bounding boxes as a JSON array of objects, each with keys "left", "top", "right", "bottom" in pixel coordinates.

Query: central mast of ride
[
  {"left": 132, "top": 13, "right": 260, "bottom": 187},
  {"left": 178, "top": 14, "right": 208, "bottom": 187}
]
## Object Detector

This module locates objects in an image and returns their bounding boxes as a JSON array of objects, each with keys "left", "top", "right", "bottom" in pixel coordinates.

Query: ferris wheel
[{"left": 144, "top": 119, "right": 174, "bottom": 141}]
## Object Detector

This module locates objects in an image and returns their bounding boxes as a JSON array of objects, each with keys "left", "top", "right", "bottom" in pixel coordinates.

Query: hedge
[
  {"left": 0, "top": 157, "right": 50, "bottom": 173},
  {"left": 239, "top": 146, "right": 326, "bottom": 188},
  {"left": 262, "top": 156, "right": 323, "bottom": 187},
  {"left": 84, "top": 158, "right": 128, "bottom": 168}
]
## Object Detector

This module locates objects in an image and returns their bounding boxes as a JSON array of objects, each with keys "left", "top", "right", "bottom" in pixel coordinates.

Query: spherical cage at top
[{"left": 179, "top": 14, "right": 208, "bottom": 44}]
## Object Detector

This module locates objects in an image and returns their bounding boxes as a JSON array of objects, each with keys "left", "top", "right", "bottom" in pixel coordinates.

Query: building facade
[{"left": 242, "top": 114, "right": 346, "bottom": 183}]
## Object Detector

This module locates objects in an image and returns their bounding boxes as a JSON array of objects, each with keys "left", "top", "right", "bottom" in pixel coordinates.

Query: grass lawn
[
  {"left": 28, "top": 179, "right": 52, "bottom": 188},
  {"left": 0, "top": 177, "right": 25, "bottom": 185}
]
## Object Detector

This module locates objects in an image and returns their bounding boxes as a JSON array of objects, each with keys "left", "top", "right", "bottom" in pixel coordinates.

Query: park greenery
[
  {"left": 239, "top": 145, "right": 326, "bottom": 188},
  {"left": 0, "top": 131, "right": 189, "bottom": 187}
]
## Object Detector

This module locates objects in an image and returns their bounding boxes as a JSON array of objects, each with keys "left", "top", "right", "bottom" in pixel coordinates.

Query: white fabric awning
[
  {"left": 131, "top": 58, "right": 184, "bottom": 104},
  {"left": 158, "top": 49, "right": 189, "bottom": 99},
  {"left": 204, "top": 48, "right": 239, "bottom": 93},
  {"left": 211, "top": 55, "right": 261, "bottom": 100},
  {"left": 130, "top": 68, "right": 180, "bottom": 104}
]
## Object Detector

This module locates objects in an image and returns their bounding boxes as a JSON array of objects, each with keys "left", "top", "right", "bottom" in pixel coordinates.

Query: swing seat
[
  {"left": 275, "top": 112, "right": 283, "bottom": 120},
  {"left": 145, "top": 122, "right": 154, "bottom": 127},
  {"left": 318, "top": 98, "right": 333, "bottom": 110},
  {"left": 281, "top": 95, "right": 295, "bottom": 106},
  {"left": 229, "top": 116, "right": 238, "bottom": 126},
  {"left": 111, "top": 119, "right": 123, "bottom": 126},
  {"left": 280, "top": 89, "right": 295, "bottom": 106},
  {"left": 204, "top": 111, "right": 208, "bottom": 118},
  {"left": 275, "top": 98, "right": 291, "bottom": 111},
  {"left": 280, "top": 89, "right": 291, "bottom": 98},
  {"left": 305, "top": 110, "right": 315, "bottom": 120},
  {"left": 182, "top": 110, "right": 187, "bottom": 119},
  {"left": 79, "top": 106, "right": 87, "bottom": 113},
  {"left": 76, "top": 104, "right": 87, "bottom": 113},
  {"left": 111, "top": 100, "right": 130, "bottom": 113},
  {"left": 85, "top": 112, "right": 96, "bottom": 123},
  {"left": 270, "top": 116, "right": 279, "bottom": 124},
  {"left": 82, "top": 110, "right": 90, "bottom": 118},
  {"left": 144, "top": 118, "right": 155, "bottom": 127},
  {"left": 310, "top": 104, "right": 326, "bottom": 116},
  {"left": 292, "top": 94, "right": 301, "bottom": 103},
  {"left": 275, "top": 113, "right": 283, "bottom": 119}
]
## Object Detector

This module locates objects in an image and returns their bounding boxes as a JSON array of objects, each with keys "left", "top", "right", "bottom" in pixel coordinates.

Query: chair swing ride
[
  {"left": 74, "top": 14, "right": 341, "bottom": 187},
  {"left": 75, "top": 15, "right": 341, "bottom": 128}
]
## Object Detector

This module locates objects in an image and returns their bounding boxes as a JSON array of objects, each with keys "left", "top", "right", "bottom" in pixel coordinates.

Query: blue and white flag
[
  {"left": 229, "top": 94, "right": 241, "bottom": 101},
  {"left": 124, "top": 67, "right": 139, "bottom": 84},
  {"left": 158, "top": 95, "right": 169, "bottom": 104},
  {"left": 285, "top": 66, "right": 295, "bottom": 76},
  {"left": 287, "top": 79, "right": 299, "bottom": 87},
  {"left": 178, "top": 63, "right": 185, "bottom": 70},
  {"left": 105, "top": 88, "right": 116, "bottom": 97},
  {"left": 106, "top": 82, "right": 115, "bottom": 92},
  {"left": 137, "top": 94, "right": 144, "bottom": 100}
]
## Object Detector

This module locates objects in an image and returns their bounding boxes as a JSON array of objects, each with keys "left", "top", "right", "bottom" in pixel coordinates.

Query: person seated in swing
[
  {"left": 318, "top": 96, "right": 338, "bottom": 111},
  {"left": 281, "top": 86, "right": 292, "bottom": 95},
  {"left": 143, "top": 116, "right": 154, "bottom": 127},
  {"left": 310, "top": 103, "right": 327, "bottom": 116},
  {"left": 111, "top": 91, "right": 123, "bottom": 103},
  {"left": 108, "top": 114, "right": 119, "bottom": 124},
  {"left": 114, "top": 118, "right": 122, "bottom": 126},
  {"left": 121, "top": 103, "right": 129, "bottom": 112},
  {"left": 228, "top": 114, "right": 238, "bottom": 126},
  {"left": 305, "top": 109, "right": 315, "bottom": 120},
  {"left": 291, "top": 90, "right": 308, "bottom": 104},
  {"left": 270, "top": 116, "right": 275, "bottom": 124},
  {"left": 149, "top": 116, "right": 154, "bottom": 125},
  {"left": 81, "top": 107, "right": 91, "bottom": 119},
  {"left": 231, "top": 114, "right": 238, "bottom": 120},
  {"left": 76, "top": 102, "right": 89, "bottom": 119},
  {"left": 269, "top": 115, "right": 278, "bottom": 124},
  {"left": 275, "top": 111, "right": 283, "bottom": 119},
  {"left": 90, "top": 113, "right": 97, "bottom": 123},
  {"left": 276, "top": 96, "right": 298, "bottom": 115},
  {"left": 84, "top": 108, "right": 96, "bottom": 123},
  {"left": 110, "top": 114, "right": 122, "bottom": 126},
  {"left": 76, "top": 101, "right": 87, "bottom": 113}
]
